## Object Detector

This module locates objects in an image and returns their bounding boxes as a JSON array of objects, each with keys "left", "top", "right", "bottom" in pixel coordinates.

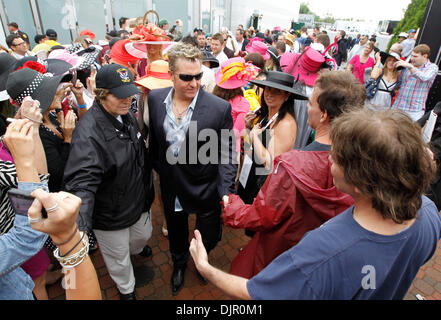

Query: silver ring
[
  {"left": 28, "top": 216, "right": 42, "bottom": 224},
  {"left": 46, "top": 203, "right": 59, "bottom": 213}
]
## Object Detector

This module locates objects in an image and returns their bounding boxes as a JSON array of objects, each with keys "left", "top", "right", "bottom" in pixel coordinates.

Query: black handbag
[{"left": 365, "top": 70, "right": 384, "bottom": 100}]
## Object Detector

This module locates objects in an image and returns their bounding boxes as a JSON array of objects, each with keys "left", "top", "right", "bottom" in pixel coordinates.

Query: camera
[{"left": 8, "top": 188, "right": 47, "bottom": 218}]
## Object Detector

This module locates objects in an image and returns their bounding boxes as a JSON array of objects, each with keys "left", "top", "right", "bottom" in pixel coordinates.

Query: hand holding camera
[{"left": 3, "top": 119, "right": 35, "bottom": 167}]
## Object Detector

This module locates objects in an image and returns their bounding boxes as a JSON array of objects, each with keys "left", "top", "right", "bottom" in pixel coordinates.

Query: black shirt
[{"left": 301, "top": 141, "right": 331, "bottom": 152}]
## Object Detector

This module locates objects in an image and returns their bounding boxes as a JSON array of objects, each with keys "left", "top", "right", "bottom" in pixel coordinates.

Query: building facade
[{"left": 0, "top": 0, "right": 299, "bottom": 48}]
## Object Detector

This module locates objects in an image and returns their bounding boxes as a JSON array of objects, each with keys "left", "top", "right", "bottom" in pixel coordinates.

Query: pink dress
[
  {"left": 0, "top": 141, "right": 50, "bottom": 280},
  {"left": 349, "top": 55, "right": 375, "bottom": 84},
  {"left": 230, "top": 96, "right": 250, "bottom": 153}
]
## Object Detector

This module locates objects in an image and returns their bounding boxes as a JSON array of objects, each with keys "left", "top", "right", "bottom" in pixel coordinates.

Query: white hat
[{"left": 398, "top": 32, "right": 408, "bottom": 38}]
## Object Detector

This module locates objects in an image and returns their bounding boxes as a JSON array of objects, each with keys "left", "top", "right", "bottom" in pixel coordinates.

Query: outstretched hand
[{"left": 190, "top": 230, "right": 209, "bottom": 274}]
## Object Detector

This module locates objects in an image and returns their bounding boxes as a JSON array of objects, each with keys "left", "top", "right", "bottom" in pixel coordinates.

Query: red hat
[
  {"left": 280, "top": 47, "right": 325, "bottom": 87},
  {"left": 131, "top": 23, "right": 170, "bottom": 44},
  {"left": 110, "top": 39, "right": 140, "bottom": 65},
  {"left": 80, "top": 29, "right": 95, "bottom": 41}
]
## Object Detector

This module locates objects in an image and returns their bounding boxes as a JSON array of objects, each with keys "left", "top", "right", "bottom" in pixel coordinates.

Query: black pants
[{"left": 164, "top": 204, "right": 222, "bottom": 268}]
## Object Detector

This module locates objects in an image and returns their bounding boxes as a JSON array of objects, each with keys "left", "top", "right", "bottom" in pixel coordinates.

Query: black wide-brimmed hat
[
  {"left": 43, "top": 59, "right": 73, "bottom": 76},
  {"left": 201, "top": 50, "right": 219, "bottom": 69},
  {"left": 13, "top": 56, "right": 72, "bottom": 82},
  {"left": 0, "top": 53, "right": 17, "bottom": 92},
  {"left": 250, "top": 71, "right": 308, "bottom": 100},
  {"left": 380, "top": 51, "right": 404, "bottom": 71},
  {"left": 6, "top": 68, "right": 72, "bottom": 113},
  {"left": 380, "top": 51, "right": 401, "bottom": 65}
]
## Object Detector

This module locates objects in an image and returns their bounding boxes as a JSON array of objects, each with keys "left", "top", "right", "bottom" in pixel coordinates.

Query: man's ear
[
  {"left": 320, "top": 110, "right": 329, "bottom": 123},
  {"left": 353, "top": 186, "right": 362, "bottom": 197}
]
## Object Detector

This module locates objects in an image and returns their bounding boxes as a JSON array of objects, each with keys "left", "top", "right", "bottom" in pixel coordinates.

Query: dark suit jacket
[
  {"left": 148, "top": 87, "right": 237, "bottom": 214},
  {"left": 241, "top": 39, "right": 250, "bottom": 52}
]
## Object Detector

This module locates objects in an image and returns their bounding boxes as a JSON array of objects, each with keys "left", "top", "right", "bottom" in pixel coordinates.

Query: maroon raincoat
[{"left": 223, "top": 149, "right": 353, "bottom": 278}]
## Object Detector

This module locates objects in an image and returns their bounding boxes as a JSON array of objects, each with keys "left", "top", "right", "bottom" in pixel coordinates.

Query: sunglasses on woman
[{"left": 178, "top": 72, "right": 203, "bottom": 82}]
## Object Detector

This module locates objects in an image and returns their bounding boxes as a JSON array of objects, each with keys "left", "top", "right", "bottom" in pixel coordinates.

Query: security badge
[{"left": 116, "top": 68, "right": 131, "bottom": 83}]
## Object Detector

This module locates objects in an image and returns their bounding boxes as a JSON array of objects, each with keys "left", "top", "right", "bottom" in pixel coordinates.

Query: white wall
[
  {"left": 230, "top": 0, "right": 300, "bottom": 32},
  {"left": 0, "top": 23, "right": 6, "bottom": 48}
]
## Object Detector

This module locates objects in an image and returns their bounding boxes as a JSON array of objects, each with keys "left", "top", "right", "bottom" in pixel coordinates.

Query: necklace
[{"left": 173, "top": 99, "right": 188, "bottom": 121}]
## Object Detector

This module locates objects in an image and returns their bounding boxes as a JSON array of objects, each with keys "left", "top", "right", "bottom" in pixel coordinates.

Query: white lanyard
[
  {"left": 250, "top": 112, "right": 279, "bottom": 152},
  {"left": 260, "top": 112, "right": 279, "bottom": 131}
]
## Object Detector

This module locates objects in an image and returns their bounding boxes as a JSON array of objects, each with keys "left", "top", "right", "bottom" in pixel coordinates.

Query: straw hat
[
  {"left": 285, "top": 33, "right": 295, "bottom": 46},
  {"left": 135, "top": 59, "right": 173, "bottom": 90}
]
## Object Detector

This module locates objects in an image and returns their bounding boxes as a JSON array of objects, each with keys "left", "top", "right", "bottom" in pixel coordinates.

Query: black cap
[
  {"left": 0, "top": 53, "right": 17, "bottom": 91},
  {"left": 34, "top": 34, "right": 46, "bottom": 43},
  {"left": 46, "top": 29, "right": 57, "bottom": 38},
  {"left": 201, "top": 50, "right": 219, "bottom": 69},
  {"left": 109, "top": 37, "right": 122, "bottom": 50},
  {"left": 96, "top": 64, "right": 140, "bottom": 99},
  {"left": 106, "top": 30, "right": 118, "bottom": 38}
]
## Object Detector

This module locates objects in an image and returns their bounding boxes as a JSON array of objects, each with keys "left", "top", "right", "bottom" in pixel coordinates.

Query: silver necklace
[{"left": 173, "top": 99, "right": 188, "bottom": 121}]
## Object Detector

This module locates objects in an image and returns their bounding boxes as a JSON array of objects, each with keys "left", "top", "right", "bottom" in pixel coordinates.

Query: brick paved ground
[{"left": 46, "top": 193, "right": 441, "bottom": 300}]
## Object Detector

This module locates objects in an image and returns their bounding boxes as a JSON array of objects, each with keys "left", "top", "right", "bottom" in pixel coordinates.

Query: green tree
[
  {"left": 387, "top": 0, "right": 429, "bottom": 50},
  {"left": 299, "top": 2, "right": 313, "bottom": 14}
]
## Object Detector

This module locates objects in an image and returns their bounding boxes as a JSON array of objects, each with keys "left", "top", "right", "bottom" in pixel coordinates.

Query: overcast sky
[{"left": 302, "top": 0, "right": 412, "bottom": 21}]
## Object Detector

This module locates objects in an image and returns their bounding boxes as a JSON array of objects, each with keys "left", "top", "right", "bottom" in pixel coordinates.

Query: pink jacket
[{"left": 230, "top": 96, "right": 250, "bottom": 153}]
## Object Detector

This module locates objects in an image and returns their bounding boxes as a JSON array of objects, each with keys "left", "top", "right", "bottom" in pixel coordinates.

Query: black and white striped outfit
[{"left": 0, "top": 160, "right": 49, "bottom": 235}]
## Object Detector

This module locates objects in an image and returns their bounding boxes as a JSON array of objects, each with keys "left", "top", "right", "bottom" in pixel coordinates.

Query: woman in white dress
[{"left": 368, "top": 51, "right": 401, "bottom": 110}]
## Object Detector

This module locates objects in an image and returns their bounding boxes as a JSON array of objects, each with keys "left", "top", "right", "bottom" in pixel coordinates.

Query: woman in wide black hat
[
  {"left": 367, "top": 51, "right": 402, "bottom": 109},
  {"left": 238, "top": 71, "right": 308, "bottom": 236}
]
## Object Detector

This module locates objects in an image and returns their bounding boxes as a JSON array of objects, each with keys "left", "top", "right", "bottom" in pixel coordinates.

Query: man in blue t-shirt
[{"left": 190, "top": 108, "right": 441, "bottom": 300}]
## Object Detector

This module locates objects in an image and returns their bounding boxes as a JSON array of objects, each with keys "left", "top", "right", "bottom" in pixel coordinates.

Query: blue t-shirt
[{"left": 247, "top": 196, "right": 441, "bottom": 300}]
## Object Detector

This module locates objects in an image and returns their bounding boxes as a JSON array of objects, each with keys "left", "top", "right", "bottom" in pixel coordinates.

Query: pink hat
[
  {"left": 215, "top": 57, "right": 260, "bottom": 89},
  {"left": 280, "top": 47, "right": 325, "bottom": 87},
  {"left": 47, "top": 49, "right": 85, "bottom": 69},
  {"left": 273, "top": 26, "right": 281, "bottom": 32},
  {"left": 245, "top": 40, "right": 270, "bottom": 60}
]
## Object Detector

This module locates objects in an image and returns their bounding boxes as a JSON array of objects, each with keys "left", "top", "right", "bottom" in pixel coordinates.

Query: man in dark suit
[
  {"left": 148, "top": 43, "right": 237, "bottom": 295},
  {"left": 8, "top": 22, "right": 30, "bottom": 50},
  {"left": 235, "top": 28, "right": 250, "bottom": 54}
]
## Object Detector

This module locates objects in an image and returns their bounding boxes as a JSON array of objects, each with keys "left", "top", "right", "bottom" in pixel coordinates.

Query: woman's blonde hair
[{"left": 384, "top": 56, "right": 399, "bottom": 79}]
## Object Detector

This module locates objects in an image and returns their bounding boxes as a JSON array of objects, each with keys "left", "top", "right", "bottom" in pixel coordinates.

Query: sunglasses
[{"left": 178, "top": 72, "right": 203, "bottom": 82}]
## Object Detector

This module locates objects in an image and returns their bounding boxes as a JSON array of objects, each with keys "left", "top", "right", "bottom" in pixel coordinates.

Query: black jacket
[
  {"left": 63, "top": 100, "right": 154, "bottom": 232},
  {"left": 333, "top": 38, "right": 349, "bottom": 66},
  {"left": 148, "top": 87, "right": 237, "bottom": 214}
]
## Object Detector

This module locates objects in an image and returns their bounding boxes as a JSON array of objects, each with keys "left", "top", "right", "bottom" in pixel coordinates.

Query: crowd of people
[{"left": 0, "top": 15, "right": 440, "bottom": 301}]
